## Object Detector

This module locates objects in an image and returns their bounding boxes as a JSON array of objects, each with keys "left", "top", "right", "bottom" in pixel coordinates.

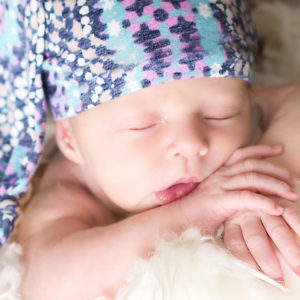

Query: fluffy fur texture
[
  {"left": 96, "top": 228, "right": 300, "bottom": 300},
  {"left": 1, "top": 230, "right": 300, "bottom": 300},
  {"left": 0, "top": 243, "right": 23, "bottom": 300},
  {"left": 0, "top": 1, "right": 299, "bottom": 299}
]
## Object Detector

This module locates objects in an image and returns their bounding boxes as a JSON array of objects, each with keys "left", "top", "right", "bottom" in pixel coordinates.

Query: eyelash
[
  {"left": 129, "top": 124, "right": 156, "bottom": 131},
  {"left": 204, "top": 115, "right": 235, "bottom": 121},
  {"left": 128, "top": 114, "right": 236, "bottom": 131}
]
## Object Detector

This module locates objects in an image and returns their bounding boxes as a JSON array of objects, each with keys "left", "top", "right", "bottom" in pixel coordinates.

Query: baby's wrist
[{"left": 174, "top": 198, "right": 194, "bottom": 231}]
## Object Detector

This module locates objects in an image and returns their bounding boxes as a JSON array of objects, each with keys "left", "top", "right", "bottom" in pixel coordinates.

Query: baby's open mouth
[{"left": 155, "top": 182, "right": 199, "bottom": 205}]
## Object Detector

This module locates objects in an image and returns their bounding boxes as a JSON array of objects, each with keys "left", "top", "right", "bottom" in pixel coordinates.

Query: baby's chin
[{"left": 114, "top": 197, "right": 159, "bottom": 216}]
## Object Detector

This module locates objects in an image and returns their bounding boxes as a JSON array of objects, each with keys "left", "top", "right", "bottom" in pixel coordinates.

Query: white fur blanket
[
  {"left": 0, "top": 243, "right": 23, "bottom": 300},
  {"left": 1, "top": 230, "right": 300, "bottom": 300},
  {"left": 97, "top": 228, "right": 300, "bottom": 300}
]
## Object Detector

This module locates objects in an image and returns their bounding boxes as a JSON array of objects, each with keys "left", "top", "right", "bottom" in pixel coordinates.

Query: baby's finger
[
  {"left": 224, "top": 222, "right": 259, "bottom": 270},
  {"left": 283, "top": 205, "right": 300, "bottom": 237},
  {"left": 241, "top": 215, "right": 283, "bottom": 281},
  {"left": 261, "top": 214, "right": 300, "bottom": 277},
  {"left": 224, "top": 159, "right": 297, "bottom": 189},
  {"left": 225, "top": 145, "right": 283, "bottom": 166},
  {"left": 217, "top": 191, "right": 283, "bottom": 216},
  {"left": 222, "top": 172, "right": 298, "bottom": 201}
]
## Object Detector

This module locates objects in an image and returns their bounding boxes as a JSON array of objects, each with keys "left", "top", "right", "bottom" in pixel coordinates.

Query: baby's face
[{"left": 68, "top": 78, "right": 253, "bottom": 215}]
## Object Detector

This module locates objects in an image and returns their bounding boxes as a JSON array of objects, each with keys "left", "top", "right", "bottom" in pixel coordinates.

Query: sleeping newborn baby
[
  {"left": 0, "top": 0, "right": 300, "bottom": 299},
  {"left": 97, "top": 82, "right": 300, "bottom": 300}
]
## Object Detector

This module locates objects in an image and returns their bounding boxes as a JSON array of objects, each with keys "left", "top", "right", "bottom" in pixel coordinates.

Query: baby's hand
[
  {"left": 224, "top": 198, "right": 300, "bottom": 284},
  {"left": 221, "top": 144, "right": 300, "bottom": 283},
  {"left": 179, "top": 145, "right": 298, "bottom": 233}
]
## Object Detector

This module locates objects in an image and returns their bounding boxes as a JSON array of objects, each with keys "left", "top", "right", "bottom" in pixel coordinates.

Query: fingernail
[
  {"left": 290, "top": 187, "right": 298, "bottom": 194},
  {"left": 288, "top": 189, "right": 299, "bottom": 199},
  {"left": 272, "top": 145, "right": 282, "bottom": 151},
  {"left": 294, "top": 265, "right": 300, "bottom": 277},
  {"left": 275, "top": 277, "right": 285, "bottom": 286},
  {"left": 274, "top": 205, "right": 284, "bottom": 214},
  {"left": 291, "top": 176, "right": 298, "bottom": 187}
]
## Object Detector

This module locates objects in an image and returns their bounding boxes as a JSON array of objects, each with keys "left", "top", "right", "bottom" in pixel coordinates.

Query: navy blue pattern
[
  {"left": 170, "top": 16, "right": 203, "bottom": 71},
  {"left": 126, "top": 0, "right": 153, "bottom": 17},
  {"left": 163, "top": 0, "right": 186, "bottom": 9},
  {"left": 0, "top": 0, "right": 46, "bottom": 244}
]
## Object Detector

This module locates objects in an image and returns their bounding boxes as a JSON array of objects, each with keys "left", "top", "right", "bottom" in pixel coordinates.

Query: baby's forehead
[
  {"left": 121, "top": 77, "right": 248, "bottom": 101},
  {"left": 89, "top": 78, "right": 250, "bottom": 116}
]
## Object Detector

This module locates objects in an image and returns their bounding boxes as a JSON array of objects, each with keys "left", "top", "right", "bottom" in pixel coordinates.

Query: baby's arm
[
  {"left": 257, "top": 83, "right": 300, "bottom": 176},
  {"left": 19, "top": 146, "right": 292, "bottom": 300},
  {"left": 224, "top": 83, "right": 300, "bottom": 282}
]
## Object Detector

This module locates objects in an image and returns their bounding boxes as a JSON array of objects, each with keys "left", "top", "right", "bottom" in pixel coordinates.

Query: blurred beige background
[{"left": 250, "top": 0, "right": 300, "bottom": 83}]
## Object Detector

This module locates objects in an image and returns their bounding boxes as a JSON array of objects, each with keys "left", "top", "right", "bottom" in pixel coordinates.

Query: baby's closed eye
[
  {"left": 129, "top": 122, "right": 158, "bottom": 131},
  {"left": 203, "top": 113, "right": 238, "bottom": 121}
]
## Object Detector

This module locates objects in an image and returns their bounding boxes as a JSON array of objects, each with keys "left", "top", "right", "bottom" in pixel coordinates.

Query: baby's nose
[{"left": 166, "top": 123, "right": 208, "bottom": 160}]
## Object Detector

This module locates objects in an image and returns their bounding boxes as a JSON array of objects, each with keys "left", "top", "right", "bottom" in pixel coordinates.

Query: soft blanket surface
[
  {"left": 0, "top": 243, "right": 23, "bottom": 300},
  {"left": 1, "top": 230, "right": 300, "bottom": 300},
  {"left": 97, "top": 228, "right": 300, "bottom": 300}
]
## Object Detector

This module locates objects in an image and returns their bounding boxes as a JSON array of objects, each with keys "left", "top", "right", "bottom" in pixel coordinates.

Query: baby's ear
[{"left": 55, "top": 119, "right": 85, "bottom": 165}]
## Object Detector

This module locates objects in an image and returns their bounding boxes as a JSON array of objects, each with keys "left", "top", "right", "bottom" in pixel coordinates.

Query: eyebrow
[
  {"left": 111, "top": 105, "right": 160, "bottom": 127},
  {"left": 204, "top": 95, "right": 245, "bottom": 110}
]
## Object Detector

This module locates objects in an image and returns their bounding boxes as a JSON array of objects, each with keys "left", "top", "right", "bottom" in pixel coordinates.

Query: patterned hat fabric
[
  {"left": 44, "top": 0, "right": 257, "bottom": 120},
  {"left": 0, "top": 0, "right": 256, "bottom": 245}
]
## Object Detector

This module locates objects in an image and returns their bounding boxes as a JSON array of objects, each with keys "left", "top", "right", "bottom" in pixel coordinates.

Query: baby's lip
[{"left": 155, "top": 177, "right": 200, "bottom": 205}]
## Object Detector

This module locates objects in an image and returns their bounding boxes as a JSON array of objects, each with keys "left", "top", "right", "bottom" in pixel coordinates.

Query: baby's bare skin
[
  {"left": 225, "top": 83, "right": 300, "bottom": 282},
  {"left": 18, "top": 81, "right": 300, "bottom": 300},
  {"left": 256, "top": 83, "right": 300, "bottom": 176},
  {"left": 19, "top": 149, "right": 289, "bottom": 300}
]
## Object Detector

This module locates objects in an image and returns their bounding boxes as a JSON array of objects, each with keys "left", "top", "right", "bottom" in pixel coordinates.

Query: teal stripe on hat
[
  {"left": 191, "top": 0, "right": 225, "bottom": 74},
  {"left": 100, "top": 0, "right": 145, "bottom": 94}
]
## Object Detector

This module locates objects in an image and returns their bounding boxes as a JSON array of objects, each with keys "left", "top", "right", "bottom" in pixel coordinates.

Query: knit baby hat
[{"left": 43, "top": 0, "right": 257, "bottom": 120}]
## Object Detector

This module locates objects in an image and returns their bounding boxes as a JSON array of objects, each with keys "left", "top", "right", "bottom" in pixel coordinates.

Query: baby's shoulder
[
  {"left": 18, "top": 157, "right": 116, "bottom": 244},
  {"left": 19, "top": 182, "right": 99, "bottom": 242},
  {"left": 250, "top": 82, "right": 300, "bottom": 130},
  {"left": 33, "top": 181, "right": 102, "bottom": 222}
]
